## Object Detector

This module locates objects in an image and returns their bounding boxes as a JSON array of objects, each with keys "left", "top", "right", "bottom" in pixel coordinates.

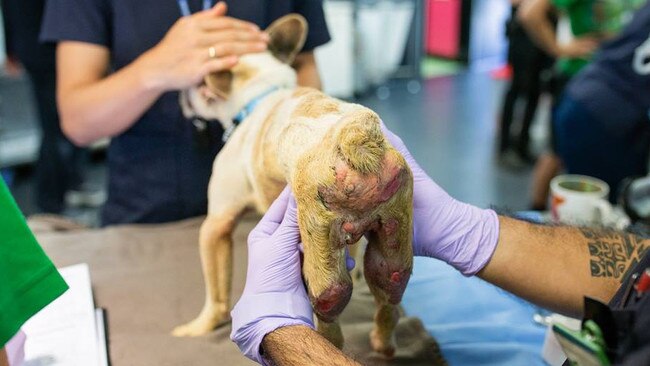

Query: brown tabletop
[{"left": 33, "top": 215, "right": 444, "bottom": 366}]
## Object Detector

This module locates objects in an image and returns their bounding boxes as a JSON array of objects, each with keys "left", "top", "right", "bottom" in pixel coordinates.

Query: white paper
[
  {"left": 95, "top": 309, "right": 108, "bottom": 366},
  {"left": 23, "top": 264, "right": 100, "bottom": 366}
]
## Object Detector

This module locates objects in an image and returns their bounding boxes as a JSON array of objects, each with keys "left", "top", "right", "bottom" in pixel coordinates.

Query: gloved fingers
[
  {"left": 270, "top": 193, "right": 302, "bottom": 252},
  {"left": 379, "top": 120, "right": 405, "bottom": 148},
  {"left": 250, "top": 187, "right": 291, "bottom": 239},
  {"left": 345, "top": 246, "right": 356, "bottom": 271},
  {"left": 278, "top": 193, "right": 299, "bottom": 231},
  {"left": 379, "top": 122, "right": 450, "bottom": 208},
  {"left": 263, "top": 186, "right": 292, "bottom": 225},
  {"left": 379, "top": 121, "right": 426, "bottom": 177}
]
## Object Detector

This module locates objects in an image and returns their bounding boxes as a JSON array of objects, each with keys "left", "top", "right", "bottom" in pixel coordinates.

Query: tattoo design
[{"left": 580, "top": 228, "right": 649, "bottom": 282}]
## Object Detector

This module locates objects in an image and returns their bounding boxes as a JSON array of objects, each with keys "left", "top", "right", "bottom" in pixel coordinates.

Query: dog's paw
[
  {"left": 171, "top": 312, "right": 231, "bottom": 337},
  {"left": 370, "top": 328, "right": 396, "bottom": 358}
]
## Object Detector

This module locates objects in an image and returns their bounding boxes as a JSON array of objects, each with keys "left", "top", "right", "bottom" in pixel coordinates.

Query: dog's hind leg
[
  {"left": 316, "top": 318, "right": 344, "bottom": 349},
  {"left": 173, "top": 147, "right": 252, "bottom": 337},
  {"left": 363, "top": 185, "right": 413, "bottom": 357},
  {"left": 172, "top": 209, "right": 244, "bottom": 337}
]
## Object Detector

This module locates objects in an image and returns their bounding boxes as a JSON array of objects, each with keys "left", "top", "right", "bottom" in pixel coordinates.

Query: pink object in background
[
  {"left": 425, "top": 0, "right": 462, "bottom": 58},
  {"left": 5, "top": 330, "right": 25, "bottom": 366}
]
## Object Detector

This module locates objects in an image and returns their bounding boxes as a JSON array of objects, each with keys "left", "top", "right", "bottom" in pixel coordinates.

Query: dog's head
[{"left": 180, "top": 14, "right": 308, "bottom": 124}]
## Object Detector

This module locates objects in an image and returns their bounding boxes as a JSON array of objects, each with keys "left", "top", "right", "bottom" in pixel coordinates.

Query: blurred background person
[
  {"left": 498, "top": 0, "right": 554, "bottom": 167},
  {"left": 1, "top": 0, "right": 99, "bottom": 214},
  {"left": 520, "top": 0, "right": 646, "bottom": 209},
  {"left": 40, "top": 1, "right": 329, "bottom": 226},
  {"left": 554, "top": 1, "right": 650, "bottom": 201}
]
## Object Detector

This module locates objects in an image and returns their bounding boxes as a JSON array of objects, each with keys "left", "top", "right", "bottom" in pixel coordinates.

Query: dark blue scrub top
[
  {"left": 566, "top": 2, "right": 650, "bottom": 132},
  {"left": 41, "top": 0, "right": 330, "bottom": 226}
]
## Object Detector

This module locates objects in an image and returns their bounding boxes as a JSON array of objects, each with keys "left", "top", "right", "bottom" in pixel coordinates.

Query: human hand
[
  {"left": 381, "top": 124, "right": 500, "bottom": 275},
  {"left": 4, "top": 330, "right": 25, "bottom": 366},
  {"left": 3, "top": 56, "right": 22, "bottom": 78},
  {"left": 230, "top": 187, "right": 313, "bottom": 364},
  {"left": 140, "top": 2, "right": 269, "bottom": 91},
  {"left": 558, "top": 36, "right": 600, "bottom": 59}
]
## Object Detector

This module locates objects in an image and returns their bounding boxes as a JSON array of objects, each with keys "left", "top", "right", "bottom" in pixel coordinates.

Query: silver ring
[{"left": 208, "top": 46, "right": 217, "bottom": 58}]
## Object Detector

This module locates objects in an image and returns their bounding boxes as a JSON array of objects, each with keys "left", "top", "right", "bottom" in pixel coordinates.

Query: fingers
[
  {"left": 197, "top": 16, "right": 260, "bottom": 32},
  {"left": 379, "top": 121, "right": 426, "bottom": 176},
  {"left": 247, "top": 187, "right": 297, "bottom": 246},
  {"left": 212, "top": 1, "right": 227, "bottom": 16},
  {"left": 345, "top": 247, "right": 356, "bottom": 271},
  {"left": 201, "top": 55, "right": 239, "bottom": 74},
  {"left": 563, "top": 37, "right": 599, "bottom": 58},
  {"left": 279, "top": 194, "right": 298, "bottom": 231},
  {"left": 260, "top": 187, "right": 292, "bottom": 228},
  {"left": 379, "top": 120, "right": 405, "bottom": 148},
  {"left": 190, "top": 7, "right": 268, "bottom": 63},
  {"left": 201, "top": 40, "right": 267, "bottom": 59},
  {"left": 200, "top": 29, "right": 269, "bottom": 45},
  {"left": 197, "top": 1, "right": 227, "bottom": 18}
]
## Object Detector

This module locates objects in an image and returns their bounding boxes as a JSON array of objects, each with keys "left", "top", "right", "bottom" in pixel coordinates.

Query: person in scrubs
[{"left": 41, "top": 0, "right": 330, "bottom": 225}]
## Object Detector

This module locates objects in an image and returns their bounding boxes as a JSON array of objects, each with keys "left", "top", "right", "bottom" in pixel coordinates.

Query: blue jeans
[{"left": 554, "top": 94, "right": 650, "bottom": 202}]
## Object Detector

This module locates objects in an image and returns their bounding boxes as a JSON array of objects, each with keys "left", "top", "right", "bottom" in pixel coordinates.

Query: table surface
[{"left": 34, "top": 216, "right": 444, "bottom": 366}]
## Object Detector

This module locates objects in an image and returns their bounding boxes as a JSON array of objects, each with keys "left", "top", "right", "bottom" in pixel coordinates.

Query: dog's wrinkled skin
[{"left": 172, "top": 14, "right": 413, "bottom": 357}]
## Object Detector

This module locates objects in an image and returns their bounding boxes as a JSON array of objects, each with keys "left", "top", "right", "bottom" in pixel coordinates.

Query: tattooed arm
[{"left": 478, "top": 217, "right": 648, "bottom": 317}]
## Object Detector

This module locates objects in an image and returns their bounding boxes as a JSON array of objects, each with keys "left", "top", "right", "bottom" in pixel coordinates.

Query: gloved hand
[
  {"left": 381, "top": 124, "right": 500, "bottom": 275},
  {"left": 230, "top": 187, "right": 313, "bottom": 364},
  {"left": 5, "top": 330, "right": 25, "bottom": 366}
]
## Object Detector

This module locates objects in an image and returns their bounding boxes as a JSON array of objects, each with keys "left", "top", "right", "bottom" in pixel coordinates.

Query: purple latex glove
[
  {"left": 231, "top": 187, "right": 356, "bottom": 364},
  {"left": 230, "top": 187, "right": 313, "bottom": 365},
  {"left": 5, "top": 330, "right": 25, "bottom": 366},
  {"left": 381, "top": 124, "right": 500, "bottom": 276}
]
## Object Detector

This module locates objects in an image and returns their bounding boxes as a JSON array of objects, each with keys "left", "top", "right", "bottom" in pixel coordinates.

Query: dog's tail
[{"left": 336, "top": 109, "right": 386, "bottom": 174}]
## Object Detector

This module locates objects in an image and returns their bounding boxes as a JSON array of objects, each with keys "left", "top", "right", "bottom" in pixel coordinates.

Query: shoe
[{"left": 65, "top": 185, "right": 107, "bottom": 208}]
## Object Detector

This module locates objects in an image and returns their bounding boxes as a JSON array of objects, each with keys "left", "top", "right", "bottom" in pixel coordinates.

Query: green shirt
[
  {"left": 552, "top": 0, "right": 646, "bottom": 75},
  {"left": 0, "top": 180, "right": 68, "bottom": 347}
]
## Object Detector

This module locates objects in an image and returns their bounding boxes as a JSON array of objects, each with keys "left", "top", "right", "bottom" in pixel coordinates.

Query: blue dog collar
[{"left": 223, "top": 87, "right": 280, "bottom": 142}]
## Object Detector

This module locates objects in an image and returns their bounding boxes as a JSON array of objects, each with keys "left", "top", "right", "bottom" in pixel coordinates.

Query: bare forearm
[
  {"left": 57, "top": 6, "right": 266, "bottom": 146},
  {"left": 518, "top": 0, "right": 560, "bottom": 56},
  {"left": 58, "top": 51, "right": 164, "bottom": 146},
  {"left": 262, "top": 325, "right": 360, "bottom": 366},
  {"left": 293, "top": 52, "right": 322, "bottom": 90},
  {"left": 479, "top": 217, "right": 648, "bottom": 316}
]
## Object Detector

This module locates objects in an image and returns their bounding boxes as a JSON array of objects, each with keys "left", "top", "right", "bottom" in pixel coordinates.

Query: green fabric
[
  {"left": 0, "top": 180, "right": 68, "bottom": 347},
  {"left": 551, "top": 0, "right": 646, "bottom": 75}
]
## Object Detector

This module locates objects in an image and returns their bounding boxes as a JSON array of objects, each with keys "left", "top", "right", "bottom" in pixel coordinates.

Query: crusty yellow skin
[
  {"left": 173, "top": 14, "right": 414, "bottom": 357},
  {"left": 291, "top": 108, "right": 413, "bottom": 355}
]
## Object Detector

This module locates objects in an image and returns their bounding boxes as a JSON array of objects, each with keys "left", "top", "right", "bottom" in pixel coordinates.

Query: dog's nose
[{"left": 311, "top": 282, "right": 352, "bottom": 322}]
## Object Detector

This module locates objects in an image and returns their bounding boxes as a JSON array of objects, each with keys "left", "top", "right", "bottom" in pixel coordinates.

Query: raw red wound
[
  {"left": 318, "top": 155, "right": 405, "bottom": 213},
  {"left": 380, "top": 175, "right": 402, "bottom": 202},
  {"left": 383, "top": 218, "right": 398, "bottom": 235},
  {"left": 312, "top": 282, "right": 353, "bottom": 322},
  {"left": 390, "top": 271, "right": 401, "bottom": 284}
]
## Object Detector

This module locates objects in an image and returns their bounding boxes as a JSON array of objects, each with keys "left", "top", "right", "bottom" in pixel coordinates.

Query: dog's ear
[
  {"left": 204, "top": 70, "right": 233, "bottom": 99},
  {"left": 266, "top": 14, "right": 308, "bottom": 64}
]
